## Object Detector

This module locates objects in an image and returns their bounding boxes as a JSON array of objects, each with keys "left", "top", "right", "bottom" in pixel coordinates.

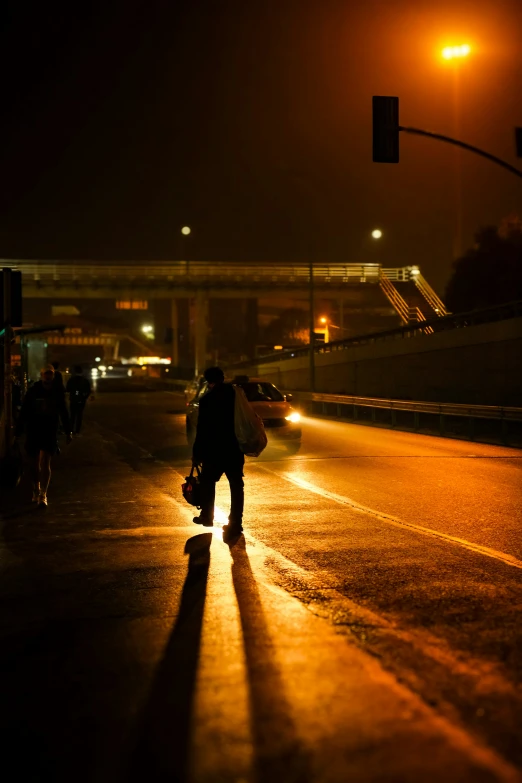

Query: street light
[
  {"left": 181, "top": 226, "right": 191, "bottom": 236},
  {"left": 141, "top": 324, "right": 154, "bottom": 340},
  {"left": 371, "top": 229, "right": 383, "bottom": 239},
  {"left": 441, "top": 44, "right": 471, "bottom": 60},
  {"left": 441, "top": 43, "right": 471, "bottom": 257}
]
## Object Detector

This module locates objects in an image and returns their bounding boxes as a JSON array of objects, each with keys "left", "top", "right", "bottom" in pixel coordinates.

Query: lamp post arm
[{"left": 399, "top": 126, "right": 522, "bottom": 180}]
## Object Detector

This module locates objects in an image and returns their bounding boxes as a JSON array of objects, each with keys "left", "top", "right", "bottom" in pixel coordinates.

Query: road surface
[{"left": 1, "top": 389, "right": 521, "bottom": 782}]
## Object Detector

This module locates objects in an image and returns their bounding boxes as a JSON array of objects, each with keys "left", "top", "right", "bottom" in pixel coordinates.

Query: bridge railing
[
  {"left": 11, "top": 260, "right": 402, "bottom": 285},
  {"left": 235, "top": 299, "right": 522, "bottom": 368}
]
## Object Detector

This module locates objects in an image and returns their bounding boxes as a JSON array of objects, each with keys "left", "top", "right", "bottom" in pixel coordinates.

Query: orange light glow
[
  {"left": 319, "top": 317, "right": 327, "bottom": 324},
  {"left": 442, "top": 44, "right": 471, "bottom": 60}
]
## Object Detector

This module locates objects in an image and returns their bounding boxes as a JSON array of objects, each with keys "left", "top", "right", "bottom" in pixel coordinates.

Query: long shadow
[
  {"left": 127, "top": 532, "right": 212, "bottom": 783},
  {"left": 229, "top": 537, "right": 310, "bottom": 783}
]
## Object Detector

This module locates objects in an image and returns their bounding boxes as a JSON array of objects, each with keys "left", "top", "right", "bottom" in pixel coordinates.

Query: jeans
[
  {"left": 199, "top": 456, "right": 244, "bottom": 524},
  {"left": 70, "top": 401, "right": 86, "bottom": 434}
]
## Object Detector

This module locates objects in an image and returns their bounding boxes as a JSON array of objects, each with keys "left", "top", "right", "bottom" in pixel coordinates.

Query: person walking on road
[
  {"left": 16, "top": 365, "right": 72, "bottom": 507},
  {"left": 51, "top": 361, "right": 65, "bottom": 391},
  {"left": 66, "top": 365, "right": 92, "bottom": 435},
  {"left": 192, "top": 366, "right": 244, "bottom": 540}
]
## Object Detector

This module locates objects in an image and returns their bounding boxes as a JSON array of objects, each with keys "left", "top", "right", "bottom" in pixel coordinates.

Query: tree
[
  {"left": 261, "top": 308, "right": 309, "bottom": 345},
  {"left": 445, "top": 217, "right": 522, "bottom": 313}
]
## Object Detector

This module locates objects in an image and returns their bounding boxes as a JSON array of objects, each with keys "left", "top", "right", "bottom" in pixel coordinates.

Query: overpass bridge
[{"left": 5, "top": 260, "right": 448, "bottom": 374}]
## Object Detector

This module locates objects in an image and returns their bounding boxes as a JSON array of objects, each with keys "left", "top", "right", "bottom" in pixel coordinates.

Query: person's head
[
  {"left": 51, "top": 361, "right": 60, "bottom": 371},
  {"left": 41, "top": 365, "right": 55, "bottom": 388},
  {"left": 74, "top": 365, "right": 83, "bottom": 375},
  {"left": 204, "top": 366, "right": 225, "bottom": 387}
]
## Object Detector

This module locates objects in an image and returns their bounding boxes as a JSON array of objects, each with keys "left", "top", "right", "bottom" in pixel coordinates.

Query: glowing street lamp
[
  {"left": 371, "top": 229, "right": 383, "bottom": 239},
  {"left": 181, "top": 226, "right": 191, "bottom": 236},
  {"left": 141, "top": 324, "right": 154, "bottom": 339},
  {"left": 441, "top": 44, "right": 471, "bottom": 60},
  {"left": 441, "top": 44, "right": 471, "bottom": 257},
  {"left": 319, "top": 316, "right": 327, "bottom": 324}
]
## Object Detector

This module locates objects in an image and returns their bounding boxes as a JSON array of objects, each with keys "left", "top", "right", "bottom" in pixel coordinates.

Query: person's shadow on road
[
  {"left": 127, "top": 532, "right": 212, "bottom": 782},
  {"left": 229, "top": 536, "right": 309, "bottom": 783}
]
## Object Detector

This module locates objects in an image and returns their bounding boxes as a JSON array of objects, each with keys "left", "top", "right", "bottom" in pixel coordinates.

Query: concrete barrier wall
[{"left": 245, "top": 316, "right": 522, "bottom": 406}]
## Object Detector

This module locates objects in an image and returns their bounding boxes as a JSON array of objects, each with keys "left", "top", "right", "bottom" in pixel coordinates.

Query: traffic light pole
[
  {"left": 2, "top": 268, "right": 13, "bottom": 457},
  {"left": 373, "top": 96, "right": 522, "bottom": 181},
  {"left": 399, "top": 126, "right": 522, "bottom": 180}
]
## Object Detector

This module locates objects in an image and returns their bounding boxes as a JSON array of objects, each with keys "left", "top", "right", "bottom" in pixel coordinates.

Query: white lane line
[
  {"left": 98, "top": 422, "right": 522, "bottom": 572},
  {"left": 257, "top": 467, "right": 522, "bottom": 572}
]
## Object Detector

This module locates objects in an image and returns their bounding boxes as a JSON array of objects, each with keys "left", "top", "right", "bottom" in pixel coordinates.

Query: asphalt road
[{"left": 2, "top": 389, "right": 522, "bottom": 782}]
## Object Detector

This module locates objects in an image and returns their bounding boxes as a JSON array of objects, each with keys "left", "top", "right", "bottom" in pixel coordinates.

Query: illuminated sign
[{"left": 116, "top": 301, "right": 148, "bottom": 310}]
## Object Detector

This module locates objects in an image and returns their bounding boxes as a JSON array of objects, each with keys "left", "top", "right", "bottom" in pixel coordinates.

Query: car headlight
[{"left": 285, "top": 412, "right": 301, "bottom": 423}]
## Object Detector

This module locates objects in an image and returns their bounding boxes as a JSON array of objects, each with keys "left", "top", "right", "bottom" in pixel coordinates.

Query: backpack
[{"left": 233, "top": 386, "right": 268, "bottom": 457}]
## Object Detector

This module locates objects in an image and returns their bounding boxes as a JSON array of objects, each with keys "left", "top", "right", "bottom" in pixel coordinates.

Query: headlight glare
[{"left": 285, "top": 412, "right": 301, "bottom": 423}]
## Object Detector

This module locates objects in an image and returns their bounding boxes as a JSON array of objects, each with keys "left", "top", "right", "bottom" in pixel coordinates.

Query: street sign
[
  {"left": 515, "top": 128, "right": 522, "bottom": 158},
  {"left": 0, "top": 269, "right": 23, "bottom": 327},
  {"left": 372, "top": 96, "right": 399, "bottom": 163}
]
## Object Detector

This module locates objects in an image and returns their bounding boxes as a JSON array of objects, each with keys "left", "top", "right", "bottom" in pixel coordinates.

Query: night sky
[{"left": 1, "top": 0, "right": 521, "bottom": 293}]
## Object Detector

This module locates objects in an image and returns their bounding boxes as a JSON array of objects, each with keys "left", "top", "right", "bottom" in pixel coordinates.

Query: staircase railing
[
  {"left": 379, "top": 271, "right": 410, "bottom": 324},
  {"left": 413, "top": 273, "right": 449, "bottom": 316}
]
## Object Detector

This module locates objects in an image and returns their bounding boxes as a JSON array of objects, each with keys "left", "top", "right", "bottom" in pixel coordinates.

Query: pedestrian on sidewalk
[
  {"left": 16, "top": 365, "right": 73, "bottom": 507},
  {"left": 51, "top": 361, "right": 65, "bottom": 391},
  {"left": 66, "top": 365, "right": 92, "bottom": 435},
  {"left": 192, "top": 366, "right": 244, "bottom": 540}
]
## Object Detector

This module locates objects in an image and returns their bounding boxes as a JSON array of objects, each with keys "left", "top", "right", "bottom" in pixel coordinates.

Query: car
[
  {"left": 184, "top": 376, "right": 205, "bottom": 405},
  {"left": 185, "top": 375, "right": 302, "bottom": 452}
]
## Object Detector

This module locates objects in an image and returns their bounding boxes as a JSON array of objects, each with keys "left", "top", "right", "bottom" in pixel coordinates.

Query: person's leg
[
  {"left": 225, "top": 458, "right": 245, "bottom": 528},
  {"left": 70, "top": 403, "right": 78, "bottom": 434},
  {"left": 25, "top": 438, "right": 40, "bottom": 500},
  {"left": 29, "top": 456, "right": 40, "bottom": 499},
  {"left": 39, "top": 451, "right": 52, "bottom": 499},
  {"left": 76, "top": 403, "right": 85, "bottom": 433},
  {"left": 197, "top": 463, "right": 221, "bottom": 524}
]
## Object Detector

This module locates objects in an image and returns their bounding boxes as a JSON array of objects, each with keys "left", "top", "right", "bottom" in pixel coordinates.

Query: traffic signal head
[{"left": 372, "top": 96, "right": 399, "bottom": 163}]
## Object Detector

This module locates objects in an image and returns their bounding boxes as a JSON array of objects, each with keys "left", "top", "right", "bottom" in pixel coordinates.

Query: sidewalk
[{"left": 0, "top": 424, "right": 519, "bottom": 783}]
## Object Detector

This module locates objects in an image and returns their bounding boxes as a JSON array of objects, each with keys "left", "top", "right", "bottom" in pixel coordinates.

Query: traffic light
[
  {"left": 0, "top": 269, "right": 23, "bottom": 327},
  {"left": 372, "top": 96, "right": 399, "bottom": 163},
  {"left": 515, "top": 128, "right": 522, "bottom": 158}
]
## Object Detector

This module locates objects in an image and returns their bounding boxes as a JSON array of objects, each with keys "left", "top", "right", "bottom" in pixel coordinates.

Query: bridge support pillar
[
  {"left": 245, "top": 298, "right": 258, "bottom": 359},
  {"left": 170, "top": 299, "right": 179, "bottom": 367},
  {"left": 194, "top": 291, "right": 209, "bottom": 377}
]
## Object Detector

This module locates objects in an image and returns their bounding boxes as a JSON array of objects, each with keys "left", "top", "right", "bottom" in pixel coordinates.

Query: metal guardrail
[
  {"left": 292, "top": 391, "right": 522, "bottom": 444},
  {"left": 295, "top": 391, "right": 522, "bottom": 420},
  {"left": 243, "top": 299, "right": 522, "bottom": 367}
]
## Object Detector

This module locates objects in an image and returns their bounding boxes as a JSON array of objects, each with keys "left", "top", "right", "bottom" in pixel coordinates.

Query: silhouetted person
[
  {"left": 51, "top": 361, "right": 65, "bottom": 391},
  {"left": 66, "top": 365, "right": 91, "bottom": 434},
  {"left": 192, "top": 366, "right": 244, "bottom": 539},
  {"left": 16, "top": 365, "right": 72, "bottom": 507}
]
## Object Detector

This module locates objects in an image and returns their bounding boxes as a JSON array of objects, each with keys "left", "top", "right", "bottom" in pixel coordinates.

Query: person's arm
[
  {"left": 58, "top": 391, "right": 72, "bottom": 438},
  {"left": 192, "top": 397, "right": 210, "bottom": 463}
]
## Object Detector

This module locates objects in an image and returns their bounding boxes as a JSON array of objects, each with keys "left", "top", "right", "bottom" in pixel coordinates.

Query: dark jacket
[
  {"left": 53, "top": 370, "right": 65, "bottom": 391},
  {"left": 16, "top": 381, "right": 71, "bottom": 436},
  {"left": 66, "top": 374, "right": 91, "bottom": 403},
  {"left": 193, "top": 382, "right": 241, "bottom": 463}
]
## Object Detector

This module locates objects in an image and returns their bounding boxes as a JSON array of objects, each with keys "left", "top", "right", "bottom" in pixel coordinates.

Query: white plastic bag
[{"left": 234, "top": 386, "right": 268, "bottom": 457}]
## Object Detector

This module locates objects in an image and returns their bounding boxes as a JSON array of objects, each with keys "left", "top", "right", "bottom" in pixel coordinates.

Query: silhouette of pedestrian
[{"left": 192, "top": 366, "right": 244, "bottom": 540}]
